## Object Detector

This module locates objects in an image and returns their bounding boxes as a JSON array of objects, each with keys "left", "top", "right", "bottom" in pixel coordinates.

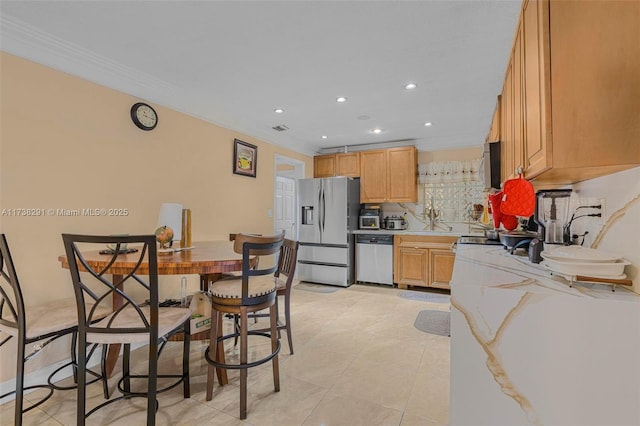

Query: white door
[{"left": 275, "top": 176, "right": 296, "bottom": 239}]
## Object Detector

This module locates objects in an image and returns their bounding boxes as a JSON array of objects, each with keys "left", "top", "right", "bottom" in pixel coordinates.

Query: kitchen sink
[{"left": 458, "top": 235, "right": 502, "bottom": 245}]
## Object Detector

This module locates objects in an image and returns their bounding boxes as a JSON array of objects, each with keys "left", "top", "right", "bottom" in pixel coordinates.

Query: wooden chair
[
  {"left": 62, "top": 234, "right": 191, "bottom": 426},
  {"left": 0, "top": 234, "right": 106, "bottom": 426},
  {"left": 204, "top": 231, "right": 285, "bottom": 420},
  {"left": 248, "top": 238, "right": 299, "bottom": 354}
]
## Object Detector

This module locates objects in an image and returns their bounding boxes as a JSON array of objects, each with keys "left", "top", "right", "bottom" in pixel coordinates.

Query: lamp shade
[{"left": 157, "top": 203, "right": 183, "bottom": 242}]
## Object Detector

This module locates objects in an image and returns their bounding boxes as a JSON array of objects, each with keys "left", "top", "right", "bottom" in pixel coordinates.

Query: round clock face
[{"left": 131, "top": 102, "right": 158, "bottom": 130}]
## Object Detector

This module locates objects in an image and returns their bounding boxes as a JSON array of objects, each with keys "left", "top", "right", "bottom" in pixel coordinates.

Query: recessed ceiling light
[
  {"left": 424, "top": 122, "right": 433, "bottom": 126},
  {"left": 372, "top": 128, "right": 383, "bottom": 134},
  {"left": 274, "top": 108, "right": 284, "bottom": 113},
  {"left": 405, "top": 83, "right": 417, "bottom": 90},
  {"left": 336, "top": 97, "right": 347, "bottom": 103},
  {"left": 321, "top": 135, "right": 328, "bottom": 139}
]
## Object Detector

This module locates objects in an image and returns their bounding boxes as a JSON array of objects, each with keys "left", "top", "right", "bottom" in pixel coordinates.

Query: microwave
[{"left": 481, "top": 141, "right": 501, "bottom": 190}]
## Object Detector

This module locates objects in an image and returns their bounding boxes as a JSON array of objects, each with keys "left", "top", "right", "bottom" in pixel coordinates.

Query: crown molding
[
  {"left": 1, "top": 14, "right": 177, "bottom": 99},
  {"left": 0, "top": 14, "right": 321, "bottom": 158}
]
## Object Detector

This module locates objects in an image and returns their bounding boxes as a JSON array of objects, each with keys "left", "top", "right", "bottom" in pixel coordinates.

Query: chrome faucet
[{"left": 425, "top": 207, "right": 440, "bottom": 231}]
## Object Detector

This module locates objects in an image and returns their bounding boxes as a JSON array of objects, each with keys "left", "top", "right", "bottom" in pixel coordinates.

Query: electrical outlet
[{"left": 596, "top": 198, "right": 606, "bottom": 223}]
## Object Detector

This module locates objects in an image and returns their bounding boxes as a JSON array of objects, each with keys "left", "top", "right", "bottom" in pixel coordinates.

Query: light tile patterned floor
[{"left": 1, "top": 283, "right": 450, "bottom": 426}]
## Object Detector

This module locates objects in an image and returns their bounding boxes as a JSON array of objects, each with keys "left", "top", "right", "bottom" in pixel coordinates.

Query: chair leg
[
  {"left": 206, "top": 309, "right": 220, "bottom": 401},
  {"left": 14, "top": 337, "right": 25, "bottom": 426},
  {"left": 182, "top": 321, "right": 191, "bottom": 398},
  {"left": 77, "top": 333, "right": 87, "bottom": 426},
  {"left": 283, "top": 294, "right": 294, "bottom": 355},
  {"left": 269, "top": 304, "right": 280, "bottom": 393},
  {"left": 71, "top": 331, "right": 78, "bottom": 384},
  {"left": 215, "top": 312, "right": 228, "bottom": 385},
  {"left": 240, "top": 306, "right": 248, "bottom": 420},
  {"left": 147, "top": 338, "right": 158, "bottom": 426},
  {"left": 101, "top": 344, "right": 110, "bottom": 399},
  {"left": 123, "top": 344, "right": 131, "bottom": 394}
]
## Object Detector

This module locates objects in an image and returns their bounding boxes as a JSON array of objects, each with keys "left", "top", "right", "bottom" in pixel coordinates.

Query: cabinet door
[
  {"left": 360, "top": 149, "right": 388, "bottom": 203},
  {"left": 513, "top": 22, "right": 525, "bottom": 176},
  {"left": 335, "top": 152, "right": 360, "bottom": 177},
  {"left": 314, "top": 154, "right": 335, "bottom": 178},
  {"left": 501, "top": 57, "right": 514, "bottom": 182},
  {"left": 547, "top": 0, "right": 640, "bottom": 178},
  {"left": 522, "top": 0, "right": 551, "bottom": 179},
  {"left": 428, "top": 249, "right": 455, "bottom": 290},
  {"left": 396, "top": 246, "right": 428, "bottom": 288},
  {"left": 386, "top": 146, "right": 417, "bottom": 202}
]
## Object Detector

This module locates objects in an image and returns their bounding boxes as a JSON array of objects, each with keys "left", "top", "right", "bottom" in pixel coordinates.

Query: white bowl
[
  {"left": 541, "top": 245, "right": 622, "bottom": 263},
  {"left": 540, "top": 256, "right": 630, "bottom": 278}
]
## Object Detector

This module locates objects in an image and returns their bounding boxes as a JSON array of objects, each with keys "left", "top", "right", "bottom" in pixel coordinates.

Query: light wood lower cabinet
[{"left": 394, "top": 235, "right": 457, "bottom": 290}]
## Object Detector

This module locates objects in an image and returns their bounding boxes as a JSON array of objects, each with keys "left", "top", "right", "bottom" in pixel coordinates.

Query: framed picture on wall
[{"left": 233, "top": 139, "right": 257, "bottom": 178}]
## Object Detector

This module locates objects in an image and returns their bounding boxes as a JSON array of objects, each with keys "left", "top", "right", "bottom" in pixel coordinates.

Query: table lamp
[{"left": 157, "top": 203, "right": 183, "bottom": 247}]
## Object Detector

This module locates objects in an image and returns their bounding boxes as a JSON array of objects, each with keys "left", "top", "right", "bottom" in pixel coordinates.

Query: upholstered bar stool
[{"left": 204, "top": 232, "right": 284, "bottom": 420}]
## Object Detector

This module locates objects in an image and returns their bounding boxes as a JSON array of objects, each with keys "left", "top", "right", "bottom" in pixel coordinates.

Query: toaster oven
[{"left": 359, "top": 208, "right": 382, "bottom": 229}]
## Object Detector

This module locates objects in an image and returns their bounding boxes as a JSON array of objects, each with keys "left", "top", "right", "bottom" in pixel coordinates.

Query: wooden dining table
[{"left": 58, "top": 240, "right": 254, "bottom": 382}]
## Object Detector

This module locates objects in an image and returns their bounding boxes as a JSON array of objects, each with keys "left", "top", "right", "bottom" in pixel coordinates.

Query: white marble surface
[{"left": 450, "top": 244, "right": 640, "bottom": 426}]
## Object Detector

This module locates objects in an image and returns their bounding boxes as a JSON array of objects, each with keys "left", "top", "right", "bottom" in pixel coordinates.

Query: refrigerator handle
[
  {"left": 318, "top": 182, "right": 323, "bottom": 234},
  {"left": 321, "top": 186, "right": 326, "bottom": 233}
]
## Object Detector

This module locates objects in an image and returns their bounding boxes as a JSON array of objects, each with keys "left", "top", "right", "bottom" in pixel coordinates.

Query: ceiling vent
[{"left": 272, "top": 124, "right": 289, "bottom": 132}]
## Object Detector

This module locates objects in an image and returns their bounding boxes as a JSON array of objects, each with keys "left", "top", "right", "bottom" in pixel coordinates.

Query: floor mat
[
  {"left": 294, "top": 282, "right": 340, "bottom": 293},
  {"left": 414, "top": 310, "right": 450, "bottom": 336},
  {"left": 398, "top": 290, "right": 450, "bottom": 304}
]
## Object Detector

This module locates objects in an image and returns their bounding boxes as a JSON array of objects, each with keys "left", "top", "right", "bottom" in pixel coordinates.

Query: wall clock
[{"left": 130, "top": 102, "right": 158, "bottom": 131}]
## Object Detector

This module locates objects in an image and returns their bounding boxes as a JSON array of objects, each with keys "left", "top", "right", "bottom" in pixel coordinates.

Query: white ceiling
[{"left": 0, "top": 1, "right": 521, "bottom": 157}]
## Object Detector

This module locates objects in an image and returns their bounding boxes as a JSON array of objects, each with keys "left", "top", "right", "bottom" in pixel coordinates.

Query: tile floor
[{"left": 1, "top": 283, "right": 450, "bottom": 426}]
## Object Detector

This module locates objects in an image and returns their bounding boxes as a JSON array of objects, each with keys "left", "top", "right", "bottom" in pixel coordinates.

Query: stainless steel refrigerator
[{"left": 297, "top": 177, "right": 360, "bottom": 287}]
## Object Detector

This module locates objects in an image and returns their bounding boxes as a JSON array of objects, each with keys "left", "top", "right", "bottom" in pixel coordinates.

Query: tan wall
[{"left": 0, "top": 52, "right": 312, "bottom": 381}]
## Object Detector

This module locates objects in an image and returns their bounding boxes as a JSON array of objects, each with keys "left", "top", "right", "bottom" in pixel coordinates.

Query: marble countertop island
[{"left": 450, "top": 244, "right": 640, "bottom": 426}]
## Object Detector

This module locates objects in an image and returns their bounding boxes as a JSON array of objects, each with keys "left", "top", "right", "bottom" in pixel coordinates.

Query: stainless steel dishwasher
[{"left": 356, "top": 233, "right": 394, "bottom": 285}]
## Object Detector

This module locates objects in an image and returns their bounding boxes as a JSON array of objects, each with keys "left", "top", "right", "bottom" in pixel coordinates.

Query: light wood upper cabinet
[
  {"left": 313, "top": 154, "right": 336, "bottom": 178},
  {"left": 313, "top": 152, "right": 360, "bottom": 178},
  {"left": 501, "top": 20, "right": 525, "bottom": 181},
  {"left": 522, "top": 0, "right": 551, "bottom": 179},
  {"left": 500, "top": 0, "right": 640, "bottom": 185},
  {"left": 394, "top": 235, "right": 457, "bottom": 290},
  {"left": 501, "top": 57, "right": 515, "bottom": 181},
  {"left": 486, "top": 95, "right": 501, "bottom": 143},
  {"left": 360, "top": 146, "right": 417, "bottom": 203},
  {"left": 360, "top": 149, "right": 388, "bottom": 202},
  {"left": 335, "top": 152, "right": 360, "bottom": 177},
  {"left": 387, "top": 147, "right": 418, "bottom": 202}
]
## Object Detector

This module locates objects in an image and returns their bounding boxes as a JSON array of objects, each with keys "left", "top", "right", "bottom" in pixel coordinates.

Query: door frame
[{"left": 274, "top": 154, "right": 305, "bottom": 240}]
